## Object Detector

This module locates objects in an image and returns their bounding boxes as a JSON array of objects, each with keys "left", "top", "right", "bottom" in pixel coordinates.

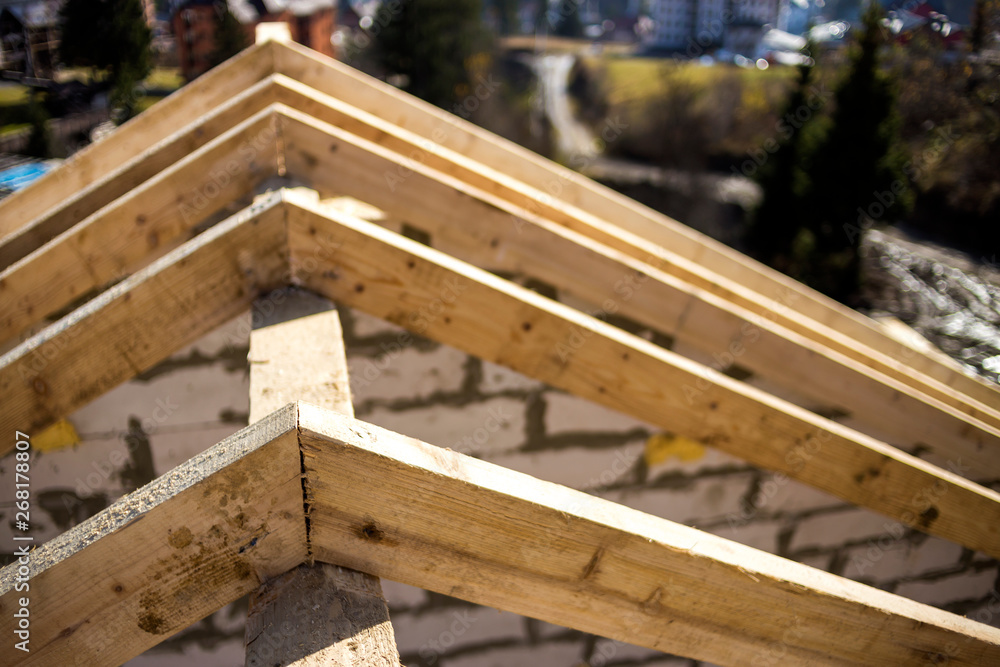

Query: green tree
[
  {"left": 373, "top": 0, "right": 488, "bottom": 109},
  {"left": 58, "top": 0, "right": 152, "bottom": 121},
  {"left": 550, "top": 0, "right": 584, "bottom": 38},
  {"left": 491, "top": 0, "right": 519, "bottom": 35},
  {"left": 24, "top": 93, "right": 50, "bottom": 158},
  {"left": 803, "top": 2, "right": 910, "bottom": 303},
  {"left": 751, "top": 6, "right": 910, "bottom": 304},
  {"left": 210, "top": 3, "right": 251, "bottom": 67},
  {"left": 747, "top": 59, "right": 827, "bottom": 275}
]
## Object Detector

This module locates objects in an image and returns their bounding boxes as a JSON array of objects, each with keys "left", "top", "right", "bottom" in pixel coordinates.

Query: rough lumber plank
[
  {"left": 245, "top": 564, "right": 399, "bottom": 667},
  {"left": 0, "top": 77, "right": 279, "bottom": 270},
  {"left": 0, "top": 41, "right": 275, "bottom": 241},
  {"left": 284, "top": 195, "right": 1000, "bottom": 559},
  {"left": 0, "top": 109, "right": 281, "bottom": 347},
  {"left": 273, "top": 40, "right": 999, "bottom": 408},
  {"left": 248, "top": 287, "right": 354, "bottom": 422},
  {"left": 275, "top": 111, "right": 1000, "bottom": 478},
  {"left": 247, "top": 289, "right": 400, "bottom": 666},
  {"left": 0, "top": 406, "right": 306, "bottom": 667},
  {"left": 298, "top": 403, "right": 1000, "bottom": 667},
  {"left": 0, "top": 195, "right": 288, "bottom": 455}
]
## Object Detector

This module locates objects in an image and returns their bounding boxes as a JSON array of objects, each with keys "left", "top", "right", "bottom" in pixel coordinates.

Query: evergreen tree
[
  {"left": 747, "top": 59, "right": 825, "bottom": 275},
  {"left": 550, "top": 1, "right": 584, "bottom": 38},
  {"left": 58, "top": 0, "right": 152, "bottom": 81},
  {"left": 802, "top": 2, "right": 910, "bottom": 303},
  {"left": 373, "top": 0, "right": 487, "bottom": 109},
  {"left": 751, "top": 5, "right": 909, "bottom": 305},
  {"left": 492, "top": 0, "right": 519, "bottom": 35},
  {"left": 211, "top": 3, "right": 251, "bottom": 67},
  {"left": 24, "top": 93, "right": 50, "bottom": 158},
  {"left": 58, "top": 0, "right": 152, "bottom": 122},
  {"left": 971, "top": 0, "right": 986, "bottom": 52}
]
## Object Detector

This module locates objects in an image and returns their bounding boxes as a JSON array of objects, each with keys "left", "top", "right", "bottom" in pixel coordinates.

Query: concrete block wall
[{"left": 2, "top": 302, "right": 998, "bottom": 667}]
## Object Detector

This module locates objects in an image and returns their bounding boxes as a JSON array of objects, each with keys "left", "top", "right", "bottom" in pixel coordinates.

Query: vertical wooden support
[{"left": 246, "top": 287, "right": 401, "bottom": 666}]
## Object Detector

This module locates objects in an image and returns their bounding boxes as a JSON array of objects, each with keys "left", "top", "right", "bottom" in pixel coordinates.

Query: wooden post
[{"left": 246, "top": 287, "right": 400, "bottom": 666}]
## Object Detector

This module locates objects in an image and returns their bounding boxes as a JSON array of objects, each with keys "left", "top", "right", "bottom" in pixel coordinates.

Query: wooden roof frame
[
  {"left": 2, "top": 401, "right": 999, "bottom": 666},
  {"left": 1, "top": 38, "right": 999, "bottom": 665},
  {"left": 3, "top": 103, "right": 999, "bottom": 475},
  {"left": 1, "top": 40, "right": 994, "bottom": 411}
]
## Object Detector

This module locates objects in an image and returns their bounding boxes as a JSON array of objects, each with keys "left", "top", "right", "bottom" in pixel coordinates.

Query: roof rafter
[
  {"left": 270, "top": 71, "right": 1000, "bottom": 426},
  {"left": 0, "top": 194, "right": 288, "bottom": 438},
  {"left": 2, "top": 189, "right": 998, "bottom": 557},
  {"left": 0, "top": 405, "right": 304, "bottom": 666},
  {"left": 0, "top": 76, "right": 280, "bottom": 270},
  {"left": 273, "top": 40, "right": 1000, "bottom": 408},
  {"left": 1, "top": 39, "right": 992, "bottom": 411},
  {"left": 284, "top": 191, "right": 1000, "bottom": 559},
  {"left": 276, "top": 105, "right": 1000, "bottom": 475},
  {"left": 0, "top": 108, "right": 280, "bottom": 346}
]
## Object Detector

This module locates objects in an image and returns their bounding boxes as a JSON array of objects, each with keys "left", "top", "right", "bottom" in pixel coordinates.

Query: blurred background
[{"left": 1, "top": 1, "right": 999, "bottom": 665}]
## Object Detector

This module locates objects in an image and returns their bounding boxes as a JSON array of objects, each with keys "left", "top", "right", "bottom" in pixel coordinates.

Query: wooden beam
[
  {"left": 0, "top": 41, "right": 275, "bottom": 242},
  {"left": 245, "top": 564, "right": 399, "bottom": 667},
  {"left": 264, "top": 91, "right": 1000, "bottom": 428},
  {"left": 247, "top": 289, "right": 400, "bottom": 666},
  {"left": 0, "top": 109, "right": 281, "bottom": 347},
  {"left": 0, "top": 77, "right": 278, "bottom": 270},
  {"left": 299, "top": 403, "right": 1000, "bottom": 666},
  {"left": 248, "top": 287, "right": 354, "bottom": 422},
  {"left": 272, "top": 40, "right": 999, "bottom": 408},
  {"left": 284, "top": 193, "right": 1000, "bottom": 559},
  {"left": 274, "top": 109, "right": 1000, "bottom": 478},
  {"left": 5, "top": 402, "right": 996, "bottom": 666},
  {"left": 0, "top": 195, "right": 289, "bottom": 455},
  {"left": 0, "top": 405, "right": 306, "bottom": 667}
]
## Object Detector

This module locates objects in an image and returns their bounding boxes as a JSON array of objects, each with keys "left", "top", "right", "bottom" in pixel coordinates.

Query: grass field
[
  {"left": 0, "top": 85, "right": 30, "bottom": 107},
  {"left": 587, "top": 55, "right": 797, "bottom": 116}
]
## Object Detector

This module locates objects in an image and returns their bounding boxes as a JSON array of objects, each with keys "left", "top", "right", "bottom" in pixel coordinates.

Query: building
[
  {"left": 171, "top": 0, "right": 222, "bottom": 80},
  {"left": 229, "top": 0, "right": 336, "bottom": 57},
  {"left": 172, "top": 0, "right": 336, "bottom": 80},
  {"left": 0, "top": 0, "right": 59, "bottom": 79},
  {"left": 646, "top": 0, "right": 779, "bottom": 55}
]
